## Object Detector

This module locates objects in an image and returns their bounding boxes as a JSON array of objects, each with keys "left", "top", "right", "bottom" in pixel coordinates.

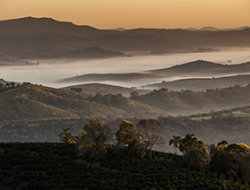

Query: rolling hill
[
  {"left": 143, "top": 74, "right": 250, "bottom": 91},
  {"left": 59, "top": 73, "right": 163, "bottom": 83},
  {"left": 60, "top": 60, "right": 250, "bottom": 86},
  {"left": 0, "top": 83, "right": 163, "bottom": 121},
  {"left": 2, "top": 82, "right": 250, "bottom": 122},
  {"left": 63, "top": 83, "right": 151, "bottom": 97},
  {"left": 149, "top": 60, "right": 250, "bottom": 77}
]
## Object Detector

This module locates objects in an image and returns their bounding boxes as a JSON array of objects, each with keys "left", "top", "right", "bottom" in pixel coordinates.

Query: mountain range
[{"left": 0, "top": 17, "right": 250, "bottom": 60}]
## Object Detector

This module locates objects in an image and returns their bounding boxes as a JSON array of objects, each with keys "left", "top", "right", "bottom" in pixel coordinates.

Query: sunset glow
[{"left": 0, "top": 0, "right": 249, "bottom": 29}]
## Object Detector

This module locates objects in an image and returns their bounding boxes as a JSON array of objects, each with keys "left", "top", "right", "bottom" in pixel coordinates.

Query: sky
[{"left": 0, "top": 0, "right": 249, "bottom": 29}]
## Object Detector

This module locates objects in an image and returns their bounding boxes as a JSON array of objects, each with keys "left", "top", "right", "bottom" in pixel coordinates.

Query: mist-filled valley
[
  {"left": 1, "top": 49, "right": 250, "bottom": 88},
  {"left": 1, "top": 15, "right": 250, "bottom": 190}
]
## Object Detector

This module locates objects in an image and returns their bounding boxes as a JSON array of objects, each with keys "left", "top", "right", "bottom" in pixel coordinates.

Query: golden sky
[{"left": 0, "top": 0, "right": 249, "bottom": 29}]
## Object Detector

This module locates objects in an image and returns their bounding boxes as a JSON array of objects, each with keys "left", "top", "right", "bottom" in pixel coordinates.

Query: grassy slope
[
  {"left": 0, "top": 84, "right": 130, "bottom": 121},
  {"left": 2, "top": 83, "right": 250, "bottom": 121},
  {"left": 137, "top": 85, "right": 250, "bottom": 116}
]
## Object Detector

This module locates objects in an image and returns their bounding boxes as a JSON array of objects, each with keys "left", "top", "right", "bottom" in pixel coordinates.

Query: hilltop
[
  {"left": 60, "top": 60, "right": 250, "bottom": 85},
  {"left": 59, "top": 73, "right": 162, "bottom": 83},
  {"left": 63, "top": 83, "right": 151, "bottom": 97},
  {"left": 143, "top": 74, "right": 250, "bottom": 91},
  {"left": 149, "top": 60, "right": 250, "bottom": 77}
]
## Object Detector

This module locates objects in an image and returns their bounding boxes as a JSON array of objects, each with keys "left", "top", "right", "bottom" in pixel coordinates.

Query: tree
[
  {"left": 59, "top": 127, "right": 76, "bottom": 144},
  {"left": 217, "top": 140, "right": 228, "bottom": 151},
  {"left": 70, "top": 88, "right": 83, "bottom": 93},
  {"left": 179, "top": 133, "right": 205, "bottom": 153},
  {"left": 115, "top": 120, "right": 145, "bottom": 158},
  {"left": 210, "top": 150, "right": 235, "bottom": 177},
  {"left": 169, "top": 135, "right": 182, "bottom": 154},
  {"left": 183, "top": 147, "right": 210, "bottom": 171},
  {"left": 137, "top": 119, "right": 164, "bottom": 158},
  {"left": 130, "top": 91, "right": 139, "bottom": 100},
  {"left": 78, "top": 120, "right": 112, "bottom": 159},
  {"left": 239, "top": 155, "right": 250, "bottom": 182}
]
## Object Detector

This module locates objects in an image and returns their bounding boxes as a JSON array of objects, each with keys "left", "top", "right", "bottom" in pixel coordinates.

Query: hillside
[
  {"left": 149, "top": 60, "right": 250, "bottom": 77},
  {"left": 0, "top": 34, "right": 126, "bottom": 59},
  {"left": 0, "top": 84, "right": 129, "bottom": 120},
  {"left": 0, "top": 17, "right": 101, "bottom": 37},
  {"left": 60, "top": 60, "right": 250, "bottom": 86},
  {"left": 136, "top": 84, "right": 250, "bottom": 115},
  {"left": 2, "top": 83, "right": 250, "bottom": 122},
  {"left": 63, "top": 83, "right": 151, "bottom": 97},
  {"left": 59, "top": 73, "right": 162, "bottom": 83},
  {"left": 0, "top": 84, "right": 163, "bottom": 121},
  {"left": 143, "top": 74, "right": 250, "bottom": 91},
  {"left": 1, "top": 142, "right": 246, "bottom": 190}
]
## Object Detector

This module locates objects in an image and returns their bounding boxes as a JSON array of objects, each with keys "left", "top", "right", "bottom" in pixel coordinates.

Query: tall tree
[
  {"left": 183, "top": 147, "right": 210, "bottom": 171},
  {"left": 169, "top": 135, "right": 182, "bottom": 154},
  {"left": 59, "top": 127, "right": 76, "bottom": 144},
  {"left": 179, "top": 133, "right": 205, "bottom": 153},
  {"left": 78, "top": 120, "right": 112, "bottom": 159},
  {"left": 137, "top": 119, "right": 164, "bottom": 158},
  {"left": 115, "top": 120, "right": 146, "bottom": 158}
]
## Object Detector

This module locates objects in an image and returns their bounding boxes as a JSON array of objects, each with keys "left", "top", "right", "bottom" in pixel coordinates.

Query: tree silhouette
[
  {"left": 183, "top": 147, "right": 210, "bottom": 171},
  {"left": 169, "top": 135, "right": 182, "bottom": 154},
  {"left": 78, "top": 120, "right": 112, "bottom": 159},
  {"left": 137, "top": 119, "right": 164, "bottom": 158},
  {"left": 115, "top": 120, "right": 145, "bottom": 158},
  {"left": 59, "top": 127, "right": 76, "bottom": 144},
  {"left": 179, "top": 134, "right": 205, "bottom": 153}
]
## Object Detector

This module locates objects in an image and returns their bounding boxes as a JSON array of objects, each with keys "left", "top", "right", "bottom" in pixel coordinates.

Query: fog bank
[{"left": 0, "top": 49, "right": 249, "bottom": 88}]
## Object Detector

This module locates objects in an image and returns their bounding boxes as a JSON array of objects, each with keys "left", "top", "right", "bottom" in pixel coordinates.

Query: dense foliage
[{"left": 1, "top": 142, "right": 250, "bottom": 190}]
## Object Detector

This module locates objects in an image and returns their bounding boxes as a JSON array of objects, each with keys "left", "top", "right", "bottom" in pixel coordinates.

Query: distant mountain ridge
[
  {"left": 0, "top": 17, "right": 100, "bottom": 37},
  {"left": 186, "top": 26, "right": 249, "bottom": 31},
  {"left": 0, "top": 17, "right": 250, "bottom": 59}
]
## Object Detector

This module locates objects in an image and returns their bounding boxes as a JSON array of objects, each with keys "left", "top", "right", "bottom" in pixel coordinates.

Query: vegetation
[
  {"left": 2, "top": 84, "right": 250, "bottom": 123},
  {"left": 78, "top": 120, "right": 112, "bottom": 159},
  {"left": 1, "top": 118, "right": 250, "bottom": 189},
  {"left": 59, "top": 127, "right": 77, "bottom": 144},
  {"left": 169, "top": 135, "right": 182, "bottom": 154}
]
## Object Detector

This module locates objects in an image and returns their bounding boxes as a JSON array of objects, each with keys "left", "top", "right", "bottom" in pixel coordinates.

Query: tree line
[{"left": 60, "top": 119, "right": 250, "bottom": 183}]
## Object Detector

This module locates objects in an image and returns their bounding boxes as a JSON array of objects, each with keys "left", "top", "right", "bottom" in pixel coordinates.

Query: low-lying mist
[{"left": 0, "top": 49, "right": 249, "bottom": 88}]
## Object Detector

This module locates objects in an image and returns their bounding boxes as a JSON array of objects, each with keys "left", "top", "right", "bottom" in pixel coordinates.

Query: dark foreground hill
[{"left": 0, "top": 142, "right": 247, "bottom": 190}]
